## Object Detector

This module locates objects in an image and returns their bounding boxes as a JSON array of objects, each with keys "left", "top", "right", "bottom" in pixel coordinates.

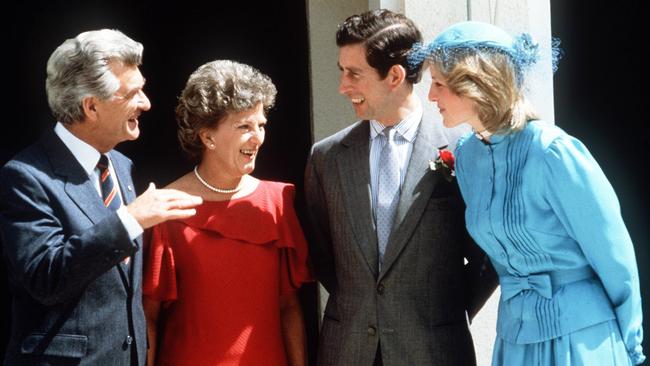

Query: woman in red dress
[{"left": 143, "top": 60, "right": 312, "bottom": 366}]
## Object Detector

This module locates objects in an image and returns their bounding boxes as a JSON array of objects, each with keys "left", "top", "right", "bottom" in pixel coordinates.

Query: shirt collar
[
  {"left": 369, "top": 103, "right": 422, "bottom": 143},
  {"left": 54, "top": 122, "right": 102, "bottom": 176}
]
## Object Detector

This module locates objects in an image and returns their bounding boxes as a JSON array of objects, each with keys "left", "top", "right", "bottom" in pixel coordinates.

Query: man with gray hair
[{"left": 0, "top": 29, "right": 202, "bottom": 365}]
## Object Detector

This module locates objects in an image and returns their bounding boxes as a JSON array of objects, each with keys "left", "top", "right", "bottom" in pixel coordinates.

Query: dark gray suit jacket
[
  {"left": 0, "top": 130, "right": 146, "bottom": 365},
  {"left": 304, "top": 115, "right": 497, "bottom": 366}
]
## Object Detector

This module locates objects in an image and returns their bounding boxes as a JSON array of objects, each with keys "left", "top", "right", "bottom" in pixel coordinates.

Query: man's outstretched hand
[{"left": 127, "top": 183, "right": 203, "bottom": 229}]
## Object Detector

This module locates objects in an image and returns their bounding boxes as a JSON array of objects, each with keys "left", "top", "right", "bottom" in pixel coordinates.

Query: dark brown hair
[{"left": 336, "top": 9, "right": 423, "bottom": 83}]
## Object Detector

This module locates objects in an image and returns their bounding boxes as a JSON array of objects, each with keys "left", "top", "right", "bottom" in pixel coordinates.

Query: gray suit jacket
[
  {"left": 304, "top": 115, "right": 497, "bottom": 366},
  {"left": 0, "top": 130, "right": 146, "bottom": 365}
]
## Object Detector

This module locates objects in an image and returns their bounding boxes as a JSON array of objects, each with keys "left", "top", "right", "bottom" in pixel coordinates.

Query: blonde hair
[{"left": 431, "top": 51, "right": 537, "bottom": 133}]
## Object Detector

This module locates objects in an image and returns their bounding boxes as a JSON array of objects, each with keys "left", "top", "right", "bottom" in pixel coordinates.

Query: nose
[
  {"left": 427, "top": 84, "right": 438, "bottom": 102},
  {"left": 338, "top": 75, "right": 351, "bottom": 95},
  {"left": 251, "top": 125, "right": 265, "bottom": 145},
  {"left": 138, "top": 90, "right": 152, "bottom": 111}
]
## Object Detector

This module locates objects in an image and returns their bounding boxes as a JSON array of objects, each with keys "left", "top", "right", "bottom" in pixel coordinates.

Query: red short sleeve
[
  {"left": 142, "top": 223, "right": 178, "bottom": 301},
  {"left": 277, "top": 184, "right": 313, "bottom": 295}
]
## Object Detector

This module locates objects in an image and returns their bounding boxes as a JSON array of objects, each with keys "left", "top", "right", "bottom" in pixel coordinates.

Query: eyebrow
[
  {"left": 338, "top": 63, "right": 362, "bottom": 73},
  {"left": 124, "top": 78, "right": 146, "bottom": 95}
]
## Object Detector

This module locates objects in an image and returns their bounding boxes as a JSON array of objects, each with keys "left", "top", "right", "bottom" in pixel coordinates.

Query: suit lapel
[
  {"left": 336, "top": 122, "right": 379, "bottom": 277},
  {"left": 380, "top": 114, "right": 449, "bottom": 279},
  {"left": 109, "top": 151, "right": 136, "bottom": 205},
  {"left": 41, "top": 131, "right": 110, "bottom": 225},
  {"left": 42, "top": 131, "right": 137, "bottom": 292},
  {"left": 108, "top": 151, "right": 139, "bottom": 290}
]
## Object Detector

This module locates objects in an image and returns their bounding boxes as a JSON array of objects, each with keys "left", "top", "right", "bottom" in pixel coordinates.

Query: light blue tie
[{"left": 376, "top": 127, "right": 400, "bottom": 269}]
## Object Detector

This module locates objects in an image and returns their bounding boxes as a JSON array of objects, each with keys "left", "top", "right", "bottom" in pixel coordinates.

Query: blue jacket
[
  {"left": 456, "top": 121, "right": 644, "bottom": 364},
  {"left": 0, "top": 129, "right": 146, "bottom": 365}
]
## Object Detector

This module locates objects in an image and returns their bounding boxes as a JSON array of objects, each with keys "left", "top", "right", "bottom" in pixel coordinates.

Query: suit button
[
  {"left": 125, "top": 335, "right": 133, "bottom": 345},
  {"left": 377, "top": 283, "right": 385, "bottom": 295},
  {"left": 367, "top": 326, "right": 377, "bottom": 336}
]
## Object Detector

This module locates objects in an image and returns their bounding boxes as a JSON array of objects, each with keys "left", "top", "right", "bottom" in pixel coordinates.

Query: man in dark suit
[
  {"left": 0, "top": 29, "right": 202, "bottom": 365},
  {"left": 304, "top": 10, "right": 498, "bottom": 365}
]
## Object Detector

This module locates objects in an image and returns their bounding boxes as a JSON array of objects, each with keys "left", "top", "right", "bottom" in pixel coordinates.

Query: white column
[{"left": 307, "top": 0, "right": 368, "bottom": 142}]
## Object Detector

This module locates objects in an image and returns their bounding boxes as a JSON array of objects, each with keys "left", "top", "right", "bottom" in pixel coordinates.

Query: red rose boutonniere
[{"left": 429, "top": 146, "right": 455, "bottom": 182}]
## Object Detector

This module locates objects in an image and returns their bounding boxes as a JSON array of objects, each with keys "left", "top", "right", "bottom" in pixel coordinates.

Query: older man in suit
[
  {"left": 304, "top": 10, "right": 498, "bottom": 366},
  {"left": 0, "top": 29, "right": 202, "bottom": 365}
]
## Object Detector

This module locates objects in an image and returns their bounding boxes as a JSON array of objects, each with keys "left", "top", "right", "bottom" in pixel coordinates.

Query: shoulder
[
  {"left": 108, "top": 149, "right": 133, "bottom": 166},
  {"left": 1, "top": 141, "right": 51, "bottom": 189},
  {"left": 419, "top": 112, "right": 451, "bottom": 148},
  {"left": 257, "top": 180, "right": 296, "bottom": 200},
  {"left": 520, "top": 121, "right": 597, "bottom": 176},
  {"left": 528, "top": 120, "right": 567, "bottom": 147},
  {"left": 248, "top": 180, "right": 298, "bottom": 218},
  {"left": 311, "top": 120, "right": 366, "bottom": 154},
  {"left": 524, "top": 121, "right": 584, "bottom": 157}
]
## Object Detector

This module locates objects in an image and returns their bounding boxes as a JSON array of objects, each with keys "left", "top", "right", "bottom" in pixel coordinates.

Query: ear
[
  {"left": 198, "top": 129, "right": 215, "bottom": 149},
  {"left": 387, "top": 64, "right": 407, "bottom": 88},
  {"left": 81, "top": 96, "right": 99, "bottom": 122}
]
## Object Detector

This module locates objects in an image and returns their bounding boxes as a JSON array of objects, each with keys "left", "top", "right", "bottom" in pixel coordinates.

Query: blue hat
[{"left": 408, "top": 21, "right": 560, "bottom": 75}]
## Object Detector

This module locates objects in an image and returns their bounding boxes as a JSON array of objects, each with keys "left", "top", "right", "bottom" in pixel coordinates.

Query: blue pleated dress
[{"left": 455, "top": 121, "right": 645, "bottom": 365}]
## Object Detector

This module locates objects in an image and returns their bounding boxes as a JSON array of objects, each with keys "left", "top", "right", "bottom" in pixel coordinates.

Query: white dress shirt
[
  {"left": 369, "top": 104, "right": 423, "bottom": 222},
  {"left": 54, "top": 122, "right": 143, "bottom": 240}
]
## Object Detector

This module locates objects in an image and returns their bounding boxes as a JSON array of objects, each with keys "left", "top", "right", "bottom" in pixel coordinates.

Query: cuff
[
  {"left": 630, "top": 345, "right": 645, "bottom": 365},
  {"left": 117, "top": 206, "right": 144, "bottom": 241}
]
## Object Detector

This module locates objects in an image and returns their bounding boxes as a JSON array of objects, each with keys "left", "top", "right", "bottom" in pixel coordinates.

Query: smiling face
[
  {"left": 338, "top": 43, "right": 395, "bottom": 124},
  {"left": 427, "top": 65, "right": 482, "bottom": 130},
  {"left": 90, "top": 62, "right": 150, "bottom": 152},
  {"left": 201, "top": 102, "right": 266, "bottom": 182}
]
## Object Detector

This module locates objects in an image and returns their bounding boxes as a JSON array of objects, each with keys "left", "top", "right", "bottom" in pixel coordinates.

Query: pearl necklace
[{"left": 193, "top": 166, "right": 241, "bottom": 194}]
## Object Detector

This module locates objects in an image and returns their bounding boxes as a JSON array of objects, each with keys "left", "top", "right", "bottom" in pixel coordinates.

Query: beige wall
[{"left": 307, "top": 0, "right": 368, "bottom": 142}]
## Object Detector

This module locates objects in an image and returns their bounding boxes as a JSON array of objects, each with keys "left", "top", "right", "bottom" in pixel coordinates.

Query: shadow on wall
[{"left": 551, "top": 0, "right": 649, "bottom": 357}]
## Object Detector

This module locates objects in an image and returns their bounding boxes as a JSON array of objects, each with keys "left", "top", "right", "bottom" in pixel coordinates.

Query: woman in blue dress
[{"left": 410, "top": 21, "right": 645, "bottom": 365}]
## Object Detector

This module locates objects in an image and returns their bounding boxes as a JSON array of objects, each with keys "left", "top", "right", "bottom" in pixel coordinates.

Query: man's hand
[{"left": 127, "top": 183, "right": 202, "bottom": 229}]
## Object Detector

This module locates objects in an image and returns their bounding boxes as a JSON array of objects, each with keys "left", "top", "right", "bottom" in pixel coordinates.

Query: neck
[
  {"left": 195, "top": 164, "right": 244, "bottom": 192},
  {"left": 379, "top": 93, "right": 420, "bottom": 127},
  {"left": 65, "top": 120, "right": 113, "bottom": 153},
  {"left": 470, "top": 119, "right": 492, "bottom": 142}
]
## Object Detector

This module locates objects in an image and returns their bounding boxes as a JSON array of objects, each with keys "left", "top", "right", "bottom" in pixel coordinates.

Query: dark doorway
[
  {"left": 1, "top": 0, "right": 317, "bottom": 363},
  {"left": 551, "top": 0, "right": 649, "bottom": 356}
]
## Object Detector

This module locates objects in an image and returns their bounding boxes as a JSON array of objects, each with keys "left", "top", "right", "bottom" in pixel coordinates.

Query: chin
[
  {"left": 126, "top": 129, "right": 140, "bottom": 140},
  {"left": 242, "top": 164, "right": 255, "bottom": 175},
  {"left": 442, "top": 119, "right": 460, "bottom": 128}
]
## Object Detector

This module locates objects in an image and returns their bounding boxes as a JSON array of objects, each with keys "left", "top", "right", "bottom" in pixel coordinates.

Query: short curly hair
[{"left": 176, "top": 60, "right": 277, "bottom": 162}]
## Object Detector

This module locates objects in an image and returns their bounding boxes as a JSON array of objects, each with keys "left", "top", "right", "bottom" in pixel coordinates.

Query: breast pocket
[{"left": 21, "top": 333, "right": 88, "bottom": 358}]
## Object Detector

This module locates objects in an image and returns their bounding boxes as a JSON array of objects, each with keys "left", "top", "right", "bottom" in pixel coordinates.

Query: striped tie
[
  {"left": 97, "top": 154, "right": 121, "bottom": 211},
  {"left": 97, "top": 154, "right": 129, "bottom": 266}
]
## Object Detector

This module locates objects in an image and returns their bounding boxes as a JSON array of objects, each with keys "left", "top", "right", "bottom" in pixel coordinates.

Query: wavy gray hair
[
  {"left": 176, "top": 60, "right": 277, "bottom": 162},
  {"left": 45, "top": 29, "right": 143, "bottom": 125}
]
